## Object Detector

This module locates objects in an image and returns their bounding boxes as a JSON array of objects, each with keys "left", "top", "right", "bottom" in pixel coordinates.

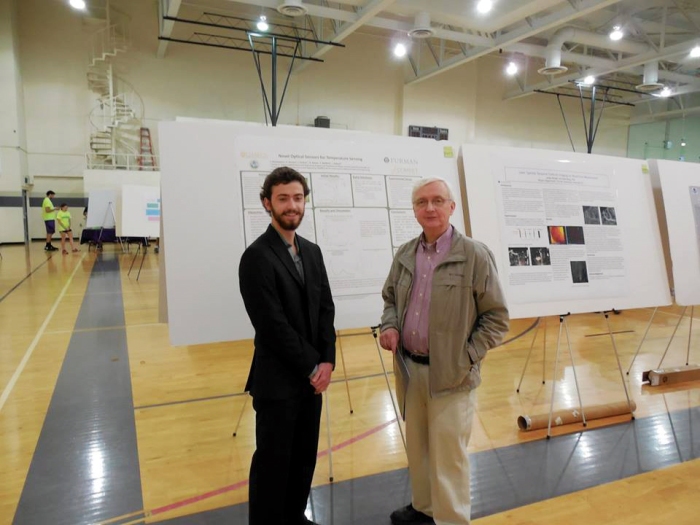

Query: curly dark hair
[{"left": 259, "top": 167, "right": 310, "bottom": 203}]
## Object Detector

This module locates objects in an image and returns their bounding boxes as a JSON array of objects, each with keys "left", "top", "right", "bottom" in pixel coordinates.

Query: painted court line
[
  {"left": 135, "top": 373, "right": 393, "bottom": 411},
  {"left": 0, "top": 254, "right": 52, "bottom": 304},
  {"left": 0, "top": 254, "right": 86, "bottom": 414},
  {"left": 141, "top": 418, "right": 398, "bottom": 518}
]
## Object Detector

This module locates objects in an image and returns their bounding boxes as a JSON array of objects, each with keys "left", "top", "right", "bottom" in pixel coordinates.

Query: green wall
[{"left": 628, "top": 116, "right": 700, "bottom": 163}]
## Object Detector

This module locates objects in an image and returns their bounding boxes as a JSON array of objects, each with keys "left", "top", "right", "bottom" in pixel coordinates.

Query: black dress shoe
[{"left": 390, "top": 504, "right": 435, "bottom": 524}]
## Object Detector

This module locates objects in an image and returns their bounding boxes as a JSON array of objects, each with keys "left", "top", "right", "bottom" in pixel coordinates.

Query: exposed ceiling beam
[
  {"left": 157, "top": 0, "right": 183, "bottom": 58},
  {"left": 404, "top": 0, "right": 625, "bottom": 85},
  {"left": 221, "top": 0, "right": 492, "bottom": 47},
  {"left": 509, "top": 42, "right": 700, "bottom": 85},
  {"left": 505, "top": 40, "right": 698, "bottom": 99},
  {"left": 309, "top": 0, "right": 397, "bottom": 60}
]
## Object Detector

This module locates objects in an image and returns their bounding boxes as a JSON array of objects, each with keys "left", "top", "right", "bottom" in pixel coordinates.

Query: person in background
[
  {"left": 56, "top": 204, "right": 79, "bottom": 254},
  {"left": 239, "top": 166, "right": 336, "bottom": 525},
  {"left": 379, "top": 177, "right": 509, "bottom": 525},
  {"left": 42, "top": 190, "right": 59, "bottom": 251}
]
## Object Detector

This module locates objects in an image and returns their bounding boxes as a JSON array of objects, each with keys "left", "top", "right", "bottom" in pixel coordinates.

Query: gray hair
[{"left": 411, "top": 177, "right": 455, "bottom": 203}]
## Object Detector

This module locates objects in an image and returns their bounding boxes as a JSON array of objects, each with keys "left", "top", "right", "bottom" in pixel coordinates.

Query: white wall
[{"left": 2, "top": 0, "right": 633, "bottom": 243}]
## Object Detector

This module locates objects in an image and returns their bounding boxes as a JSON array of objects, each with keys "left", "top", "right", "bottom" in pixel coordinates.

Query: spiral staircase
[{"left": 87, "top": 24, "right": 154, "bottom": 170}]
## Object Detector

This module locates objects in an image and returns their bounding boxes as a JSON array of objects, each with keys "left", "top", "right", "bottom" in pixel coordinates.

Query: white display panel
[
  {"left": 651, "top": 159, "right": 700, "bottom": 306},
  {"left": 86, "top": 189, "right": 118, "bottom": 228},
  {"left": 161, "top": 120, "right": 463, "bottom": 345},
  {"left": 462, "top": 144, "right": 671, "bottom": 319},
  {"left": 118, "top": 185, "right": 161, "bottom": 238}
]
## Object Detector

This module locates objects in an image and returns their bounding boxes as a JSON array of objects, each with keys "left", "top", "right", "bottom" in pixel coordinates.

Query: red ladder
[{"left": 137, "top": 127, "right": 157, "bottom": 170}]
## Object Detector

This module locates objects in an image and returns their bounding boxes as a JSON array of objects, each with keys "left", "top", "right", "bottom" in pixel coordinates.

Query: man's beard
[{"left": 271, "top": 207, "right": 304, "bottom": 231}]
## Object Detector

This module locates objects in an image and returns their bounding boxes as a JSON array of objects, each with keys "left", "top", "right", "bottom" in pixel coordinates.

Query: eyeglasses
[{"left": 413, "top": 197, "right": 452, "bottom": 209}]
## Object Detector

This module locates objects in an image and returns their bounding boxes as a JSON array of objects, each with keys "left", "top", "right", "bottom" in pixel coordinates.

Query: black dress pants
[{"left": 248, "top": 389, "right": 322, "bottom": 525}]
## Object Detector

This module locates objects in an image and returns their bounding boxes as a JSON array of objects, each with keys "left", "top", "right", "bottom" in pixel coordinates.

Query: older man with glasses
[{"left": 379, "top": 177, "right": 509, "bottom": 525}]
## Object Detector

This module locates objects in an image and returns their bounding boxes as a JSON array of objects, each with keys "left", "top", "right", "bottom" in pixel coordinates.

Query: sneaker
[
  {"left": 390, "top": 504, "right": 435, "bottom": 524},
  {"left": 44, "top": 245, "right": 51, "bottom": 251},
  {"left": 62, "top": 250, "right": 69, "bottom": 255},
  {"left": 49, "top": 245, "right": 58, "bottom": 251},
  {"left": 72, "top": 248, "right": 79, "bottom": 253}
]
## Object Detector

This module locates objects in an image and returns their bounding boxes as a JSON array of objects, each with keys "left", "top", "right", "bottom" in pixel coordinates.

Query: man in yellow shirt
[
  {"left": 42, "top": 190, "right": 59, "bottom": 251},
  {"left": 56, "top": 204, "right": 79, "bottom": 254}
]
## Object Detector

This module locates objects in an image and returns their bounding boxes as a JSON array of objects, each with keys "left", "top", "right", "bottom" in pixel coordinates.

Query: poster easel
[
  {"left": 519, "top": 311, "right": 634, "bottom": 438},
  {"left": 97, "top": 201, "right": 124, "bottom": 253}
]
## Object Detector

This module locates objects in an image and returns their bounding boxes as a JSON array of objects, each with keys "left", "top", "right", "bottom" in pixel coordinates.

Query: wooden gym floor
[{"left": 0, "top": 242, "right": 698, "bottom": 524}]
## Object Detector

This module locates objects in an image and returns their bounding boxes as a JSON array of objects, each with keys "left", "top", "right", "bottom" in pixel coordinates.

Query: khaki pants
[{"left": 405, "top": 359, "right": 475, "bottom": 525}]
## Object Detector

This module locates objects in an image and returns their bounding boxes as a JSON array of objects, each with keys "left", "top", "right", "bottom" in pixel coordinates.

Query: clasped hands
[{"left": 311, "top": 362, "right": 333, "bottom": 394}]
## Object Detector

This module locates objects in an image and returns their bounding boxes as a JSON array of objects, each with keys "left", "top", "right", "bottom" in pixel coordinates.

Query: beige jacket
[{"left": 381, "top": 228, "right": 509, "bottom": 397}]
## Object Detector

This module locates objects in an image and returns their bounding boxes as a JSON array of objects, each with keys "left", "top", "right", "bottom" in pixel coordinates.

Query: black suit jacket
[{"left": 239, "top": 225, "right": 336, "bottom": 399}]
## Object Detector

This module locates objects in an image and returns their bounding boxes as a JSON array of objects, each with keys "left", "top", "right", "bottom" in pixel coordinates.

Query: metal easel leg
[
  {"left": 603, "top": 312, "right": 634, "bottom": 418},
  {"left": 370, "top": 325, "right": 407, "bottom": 453},
  {"left": 542, "top": 316, "right": 547, "bottom": 385},
  {"left": 563, "top": 316, "right": 587, "bottom": 428},
  {"left": 627, "top": 307, "right": 657, "bottom": 375},
  {"left": 546, "top": 315, "right": 565, "bottom": 439},
  {"left": 324, "top": 390, "right": 334, "bottom": 482},
  {"left": 232, "top": 395, "right": 248, "bottom": 437},
  {"left": 686, "top": 306, "right": 694, "bottom": 366},
  {"left": 127, "top": 244, "right": 140, "bottom": 276},
  {"left": 336, "top": 330, "right": 354, "bottom": 414},
  {"left": 516, "top": 319, "right": 541, "bottom": 393},
  {"left": 657, "top": 306, "right": 687, "bottom": 369},
  {"left": 136, "top": 245, "right": 147, "bottom": 281}
]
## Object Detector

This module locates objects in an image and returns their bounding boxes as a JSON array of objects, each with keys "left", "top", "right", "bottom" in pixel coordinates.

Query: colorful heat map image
[{"left": 548, "top": 226, "right": 566, "bottom": 245}]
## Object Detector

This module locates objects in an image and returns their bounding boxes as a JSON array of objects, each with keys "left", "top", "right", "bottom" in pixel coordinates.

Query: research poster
[
  {"left": 234, "top": 136, "right": 457, "bottom": 299},
  {"left": 495, "top": 166, "right": 628, "bottom": 305}
]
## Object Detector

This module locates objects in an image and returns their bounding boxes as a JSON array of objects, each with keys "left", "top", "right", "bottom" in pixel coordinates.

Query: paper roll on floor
[{"left": 518, "top": 400, "right": 636, "bottom": 431}]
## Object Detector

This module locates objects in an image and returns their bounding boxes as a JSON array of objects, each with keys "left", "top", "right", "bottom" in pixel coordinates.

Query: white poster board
[
  {"left": 160, "top": 120, "right": 463, "bottom": 346},
  {"left": 118, "top": 185, "right": 161, "bottom": 238},
  {"left": 86, "top": 189, "right": 118, "bottom": 228},
  {"left": 651, "top": 159, "right": 700, "bottom": 306},
  {"left": 462, "top": 144, "right": 671, "bottom": 319}
]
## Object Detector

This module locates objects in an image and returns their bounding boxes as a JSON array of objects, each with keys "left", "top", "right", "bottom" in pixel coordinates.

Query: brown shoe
[{"left": 390, "top": 504, "right": 435, "bottom": 524}]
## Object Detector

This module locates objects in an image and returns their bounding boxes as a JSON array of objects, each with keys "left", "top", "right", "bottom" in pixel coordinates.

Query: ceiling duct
[
  {"left": 636, "top": 61, "right": 664, "bottom": 92},
  {"left": 408, "top": 11, "right": 435, "bottom": 39},
  {"left": 277, "top": 0, "right": 308, "bottom": 17},
  {"left": 538, "top": 45, "right": 568, "bottom": 75},
  {"left": 538, "top": 27, "right": 651, "bottom": 76}
]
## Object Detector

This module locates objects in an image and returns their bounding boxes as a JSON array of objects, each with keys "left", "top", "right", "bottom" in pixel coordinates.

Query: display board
[
  {"left": 462, "top": 144, "right": 671, "bottom": 319},
  {"left": 85, "top": 189, "right": 118, "bottom": 228},
  {"left": 651, "top": 159, "right": 700, "bottom": 306},
  {"left": 160, "top": 120, "right": 463, "bottom": 346},
  {"left": 117, "top": 185, "right": 161, "bottom": 238}
]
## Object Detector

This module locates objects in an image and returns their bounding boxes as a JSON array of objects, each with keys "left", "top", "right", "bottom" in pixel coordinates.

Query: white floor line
[{"left": 0, "top": 254, "right": 87, "bottom": 414}]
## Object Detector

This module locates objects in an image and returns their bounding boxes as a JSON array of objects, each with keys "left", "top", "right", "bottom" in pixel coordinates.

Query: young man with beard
[{"left": 239, "top": 166, "right": 336, "bottom": 525}]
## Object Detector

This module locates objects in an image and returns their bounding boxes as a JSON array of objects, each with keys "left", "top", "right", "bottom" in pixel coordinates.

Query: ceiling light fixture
[
  {"left": 691, "top": 45, "right": 700, "bottom": 58},
  {"left": 609, "top": 25, "right": 623, "bottom": 41},
  {"left": 656, "top": 86, "right": 672, "bottom": 98},
  {"left": 257, "top": 15, "right": 269, "bottom": 32},
  {"left": 505, "top": 62, "right": 518, "bottom": 76},
  {"left": 476, "top": 0, "right": 493, "bottom": 15},
  {"left": 69, "top": 0, "right": 86, "bottom": 9},
  {"left": 681, "top": 138, "right": 687, "bottom": 147},
  {"left": 394, "top": 43, "right": 407, "bottom": 58},
  {"left": 582, "top": 75, "right": 595, "bottom": 85}
]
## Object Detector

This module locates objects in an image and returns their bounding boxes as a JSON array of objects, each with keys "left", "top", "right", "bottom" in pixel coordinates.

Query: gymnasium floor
[{"left": 0, "top": 242, "right": 699, "bottom": 525}]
